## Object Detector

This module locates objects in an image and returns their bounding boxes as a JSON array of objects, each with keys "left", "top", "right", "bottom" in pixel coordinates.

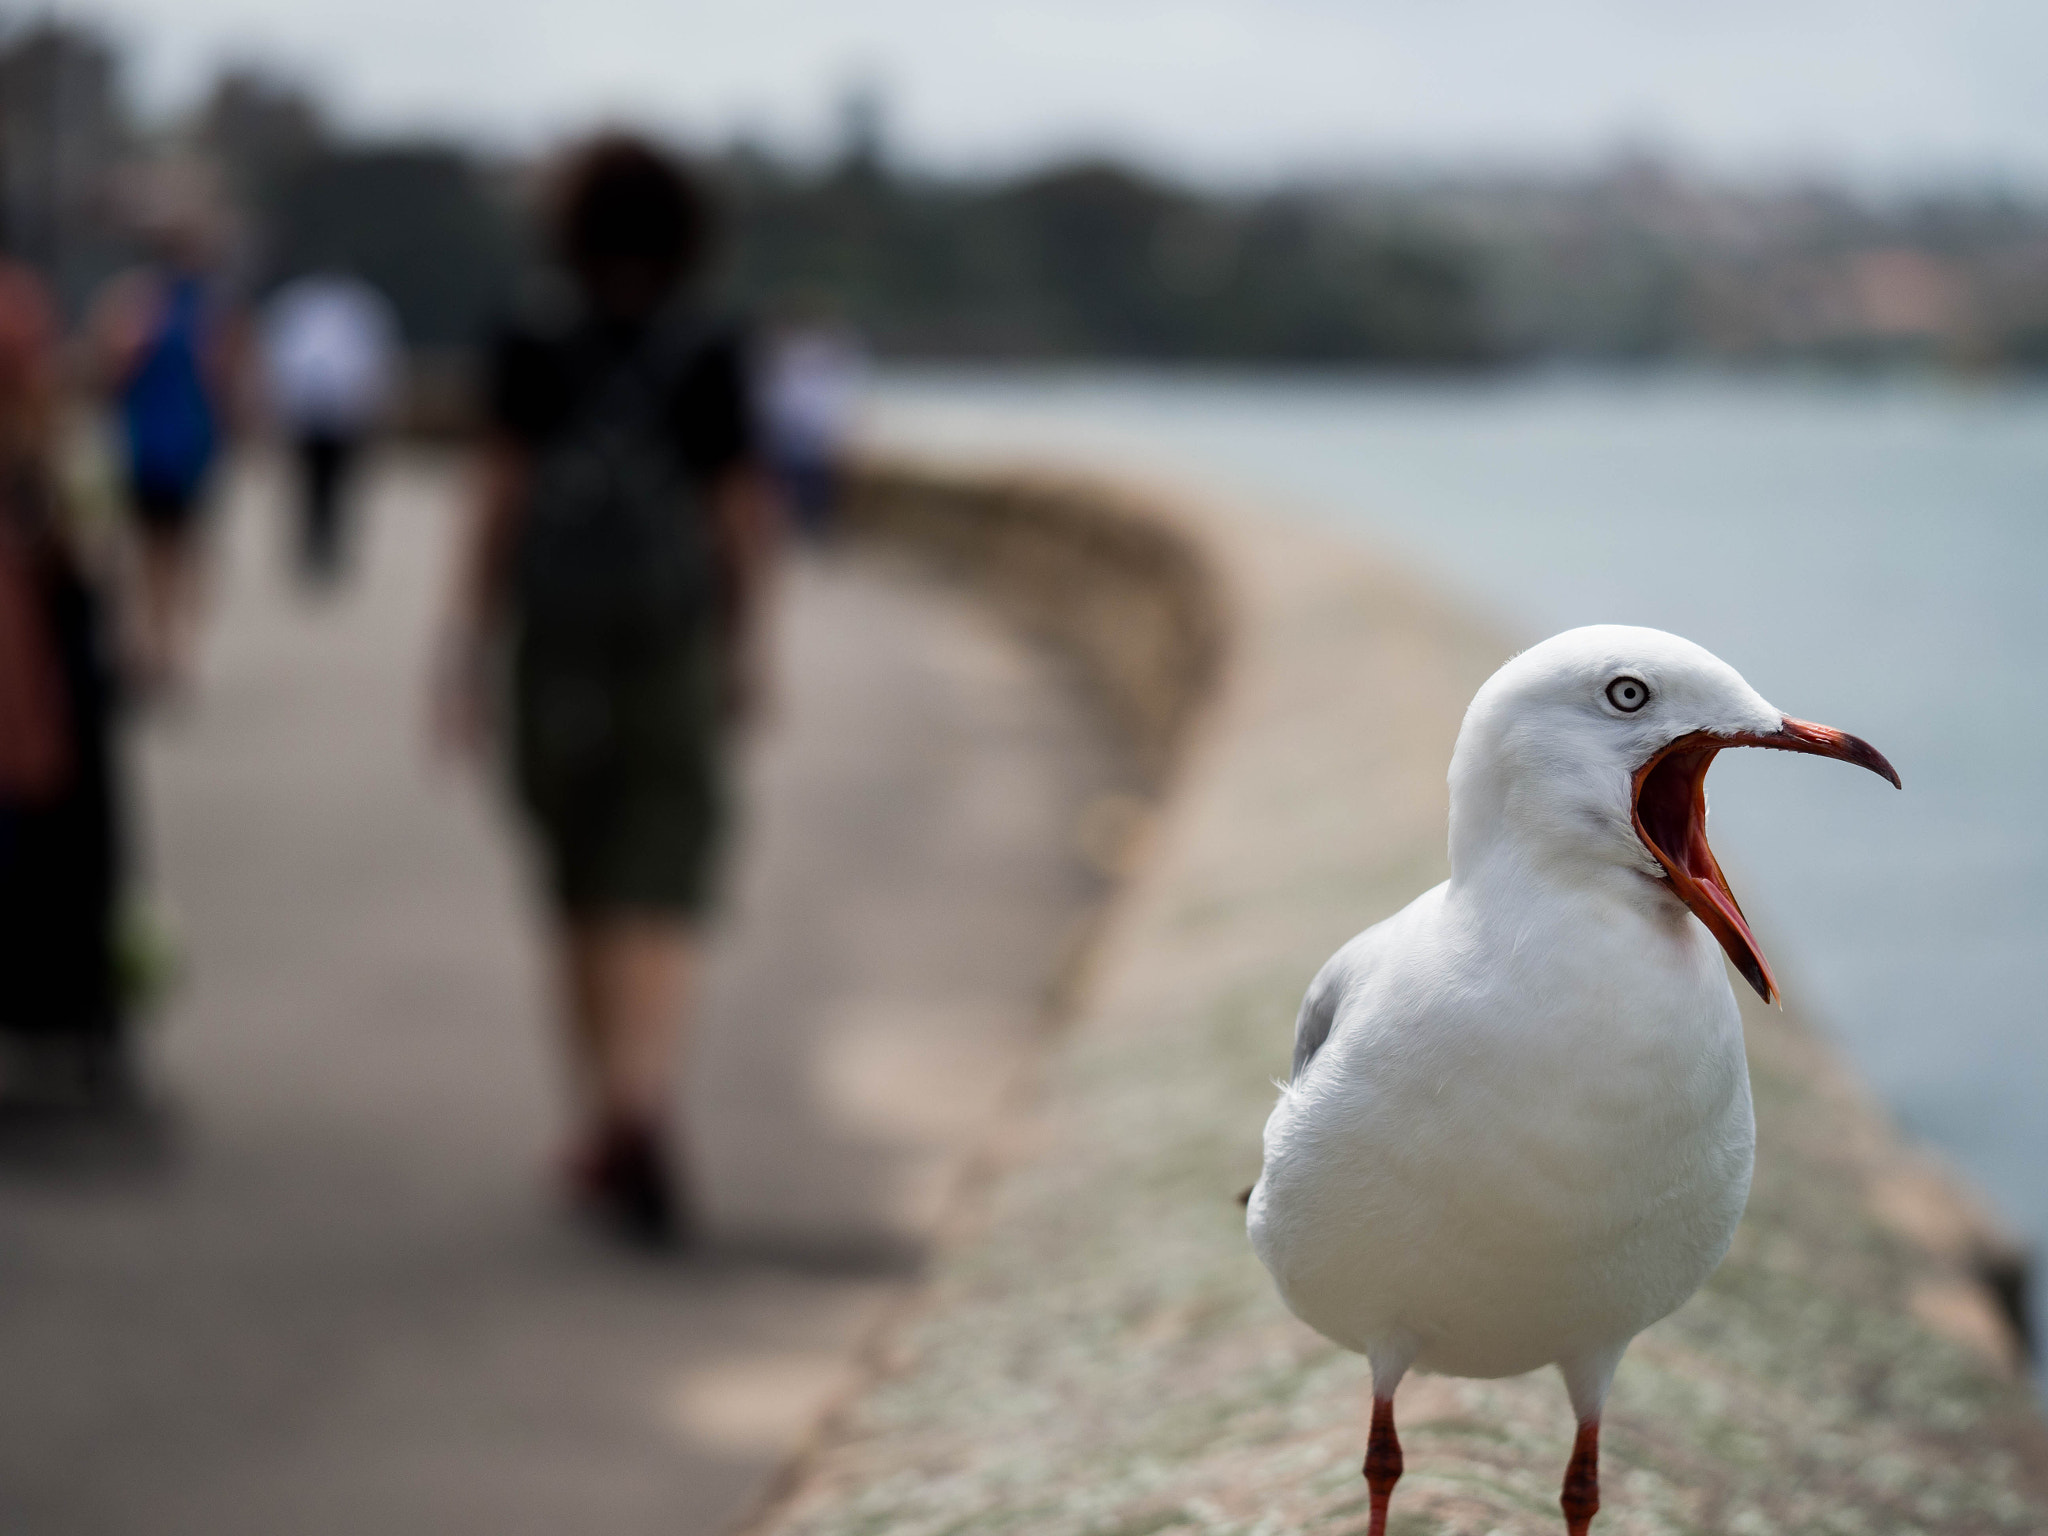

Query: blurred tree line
[
  {"left": 0, "top": 21, "right": 1486, "bottom": 362},
  {"left": 7, "top": 17, "right": 2048, "bottom": 370},
  {"left": 196, "top": 69, "right": 526, "bottom": 349},
  {"left": 199, "top": 68, "right": 1490, "bottom": 363},
  {"left": 721, "top": 135, "right": 1487, "bottom": 362}
]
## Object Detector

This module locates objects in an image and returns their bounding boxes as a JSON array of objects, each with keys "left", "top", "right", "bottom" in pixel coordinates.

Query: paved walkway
[{"left": 0, "top": 450, "right": 1119, "bottom": 1536}]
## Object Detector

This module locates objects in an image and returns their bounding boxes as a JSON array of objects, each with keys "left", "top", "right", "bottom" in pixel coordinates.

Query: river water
[{"left": 870, "top": 365, "right": 2048, "bottom": 1362}]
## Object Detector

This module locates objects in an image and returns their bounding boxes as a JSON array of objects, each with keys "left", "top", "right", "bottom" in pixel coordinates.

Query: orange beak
[{"left": 1630, "top": 717, "right": 1900, "bottom": 1003}]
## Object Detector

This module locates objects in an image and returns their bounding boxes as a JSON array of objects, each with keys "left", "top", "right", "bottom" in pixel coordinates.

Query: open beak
[{"left": 1630, "top": 717, "right": 1900, "bottom": 1003}]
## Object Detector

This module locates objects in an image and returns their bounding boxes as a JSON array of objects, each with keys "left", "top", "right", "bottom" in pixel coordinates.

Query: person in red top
[
  {"left": 0, "top": 264, "right": 68, "bottom": 802},
  {"left": 0, "top": 259, "right": 128, "bottom": 1097}
]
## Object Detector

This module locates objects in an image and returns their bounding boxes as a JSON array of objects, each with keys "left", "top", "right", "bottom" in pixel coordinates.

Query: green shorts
[{"left": 509, "top": 623, "right": 729, "bottom": 918}]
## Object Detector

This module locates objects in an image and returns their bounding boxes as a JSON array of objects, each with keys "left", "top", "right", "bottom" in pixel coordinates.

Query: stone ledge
[
  {"left": 752, "top": 456, "right": 2046, "bottom": 1536},
  {"left": 841, "top": 460, "right": 1231, "bottom": 787}
]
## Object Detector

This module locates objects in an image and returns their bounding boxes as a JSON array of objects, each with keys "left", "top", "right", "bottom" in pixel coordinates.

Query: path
[{"left": 0, "top": 449, "right": 1120, "bottom": 1536}]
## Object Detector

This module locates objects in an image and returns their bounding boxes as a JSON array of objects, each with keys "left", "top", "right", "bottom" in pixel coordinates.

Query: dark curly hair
[{"left": 552, "top": 135, "right": 715, "bottom": 304}]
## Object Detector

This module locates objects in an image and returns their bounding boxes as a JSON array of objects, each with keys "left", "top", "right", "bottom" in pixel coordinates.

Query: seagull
[{"left": 1246, "top": 625, "right": 1898, "bottom": 1536}]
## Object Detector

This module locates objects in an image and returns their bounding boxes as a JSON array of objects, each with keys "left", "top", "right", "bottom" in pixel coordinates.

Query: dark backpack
[{"left": 513, "top": 314, "right": 715, "bottom": 652}]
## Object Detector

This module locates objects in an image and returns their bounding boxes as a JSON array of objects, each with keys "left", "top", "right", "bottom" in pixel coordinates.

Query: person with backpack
[{"left": 437, "top": 137, "right": 776, "bottom": 1248}]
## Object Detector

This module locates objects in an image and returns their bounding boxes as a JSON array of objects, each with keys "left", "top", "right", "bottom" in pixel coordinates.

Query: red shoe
[{"left": 567, "top": 1120, "right": 692, "bottom": 1251}]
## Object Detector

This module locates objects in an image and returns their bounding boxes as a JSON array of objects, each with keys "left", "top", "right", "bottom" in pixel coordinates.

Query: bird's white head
[{"left": 1447, "top": 624, "right": 1899, "bottom": 1002}]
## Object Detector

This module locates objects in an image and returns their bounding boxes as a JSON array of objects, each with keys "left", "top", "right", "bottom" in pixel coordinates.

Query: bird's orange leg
[
  {"left": 1362, "top": 1395, "right": 1403, "bottom": 1536},
  {"left": 1560, "top": 1418, "right": 1600, "bottom": 1536}
]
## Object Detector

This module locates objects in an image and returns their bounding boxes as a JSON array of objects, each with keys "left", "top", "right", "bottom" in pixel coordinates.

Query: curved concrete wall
[
  {"left": 758, "top": 457, "right": 2046, "bottom": 1536},
  {"left": 841, "top": 462, "right": 1230, "bottom": 786}
]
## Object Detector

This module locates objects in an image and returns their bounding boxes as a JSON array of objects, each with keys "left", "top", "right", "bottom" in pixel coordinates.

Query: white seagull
[{"left": 1247, "top": 625, "right": 1898, "bottom": 1536}]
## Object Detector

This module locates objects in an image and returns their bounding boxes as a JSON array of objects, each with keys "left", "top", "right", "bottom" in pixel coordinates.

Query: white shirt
[
  {"left": 262, "top": 274, "right": 400, "bottom": 436},
  {"left": 761, "top": 327, "right": 866, "bottom": 463}
]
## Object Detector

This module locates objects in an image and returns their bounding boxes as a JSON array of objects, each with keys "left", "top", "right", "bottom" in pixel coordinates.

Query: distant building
[{"left": 1848, "top": 249, "right": 1971, "bottom": 342}]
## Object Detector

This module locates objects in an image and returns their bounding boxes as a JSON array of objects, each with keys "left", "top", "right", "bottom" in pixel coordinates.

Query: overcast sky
[{"left": 58, "top": 0, "right": 2048, "bottom": 186}]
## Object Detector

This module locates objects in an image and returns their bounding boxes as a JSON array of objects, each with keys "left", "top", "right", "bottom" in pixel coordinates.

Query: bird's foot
[{"left": 1560, "top": 1418, "right": 1600, "bottom": 1536}]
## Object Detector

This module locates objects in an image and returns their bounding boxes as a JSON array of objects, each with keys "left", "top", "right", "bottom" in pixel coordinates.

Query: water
[{"left": 869, "top": 365, "right": 2048, "bottom": 1363}]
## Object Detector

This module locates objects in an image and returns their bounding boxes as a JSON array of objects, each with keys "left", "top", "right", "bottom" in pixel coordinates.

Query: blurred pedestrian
[
  {"left": 86, "top": 189, "right": 238, "bottom": 695},
  {"left": 759, "top": 306, "right": 864, "bottom": 541},
  {"left": 260, "top": 271, "right": 401, "bottom": 586},
  {"left": 0, "top": 259, "right": 128, "bottom": 1099},
  {"left": 437, "top": 136, "right": 776, "bottom": 1247}
]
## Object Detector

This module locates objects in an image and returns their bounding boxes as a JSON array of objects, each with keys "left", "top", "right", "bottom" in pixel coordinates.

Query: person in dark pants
[
  {"left": 760, "top": 312, "right": 865, "bottom": 542},
  {"left": 88, "top": 212, "right": 238, "bottom": 695},
  {"left": 0, "top": 261, "right": 127, "bottom": 1101},
  {"left": 436, "top": 137, "right": 777, "bottom": 1248},
  {"left": 261, "top": 272, "right": 400, "bottom": 585},
  {"left": 296, "top": 431, "right": 350, "bottom": 573}
]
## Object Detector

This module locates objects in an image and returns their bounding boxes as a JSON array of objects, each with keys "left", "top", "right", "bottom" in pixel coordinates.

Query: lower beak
[{"left": 1630, "top": 716, "right": 1900, "bottom": 1003}]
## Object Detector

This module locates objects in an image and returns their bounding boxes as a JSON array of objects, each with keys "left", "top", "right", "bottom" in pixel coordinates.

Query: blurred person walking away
[
  {"left": 438, "top": 137, "right": 776, "bottom": 1248},
  {"left": 0, "top": 259, "right": 130, "bottom": 1102},
  {"left": 260, "top": 270, "right": 401, "bottom": 586},
  {"left": 760, "top": 305, "right": 864, "bottom": 541},
  {"left": 87, "top": 181, "right": 238, "bottom": 697}
]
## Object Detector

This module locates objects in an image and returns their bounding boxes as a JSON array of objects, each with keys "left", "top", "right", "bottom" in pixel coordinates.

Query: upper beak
[{"left": 1630, "top": 716, "right": 1900, "bottom": 1003}]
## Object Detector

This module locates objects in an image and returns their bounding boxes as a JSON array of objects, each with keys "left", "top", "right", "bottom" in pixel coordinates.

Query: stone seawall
[
  {"left": 840, "top": 462, "right": 1229, "bottom": 787},
  {"left": 755, "top": 457, "right": 2046, "bottom": 1536}
]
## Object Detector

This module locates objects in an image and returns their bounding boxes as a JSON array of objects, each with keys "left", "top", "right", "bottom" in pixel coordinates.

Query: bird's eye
[{"left": 1606, "top": 676, "right": 1650, "bottom": 713}]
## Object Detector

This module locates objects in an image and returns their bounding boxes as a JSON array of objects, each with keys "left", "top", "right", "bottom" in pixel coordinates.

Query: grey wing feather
[
  {"left": 1290, "top": 967, "right": 1343, "bottom": 1082},
  {"left": 1290, "top": 928, "right": 1391, "bottom": 1082}
]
